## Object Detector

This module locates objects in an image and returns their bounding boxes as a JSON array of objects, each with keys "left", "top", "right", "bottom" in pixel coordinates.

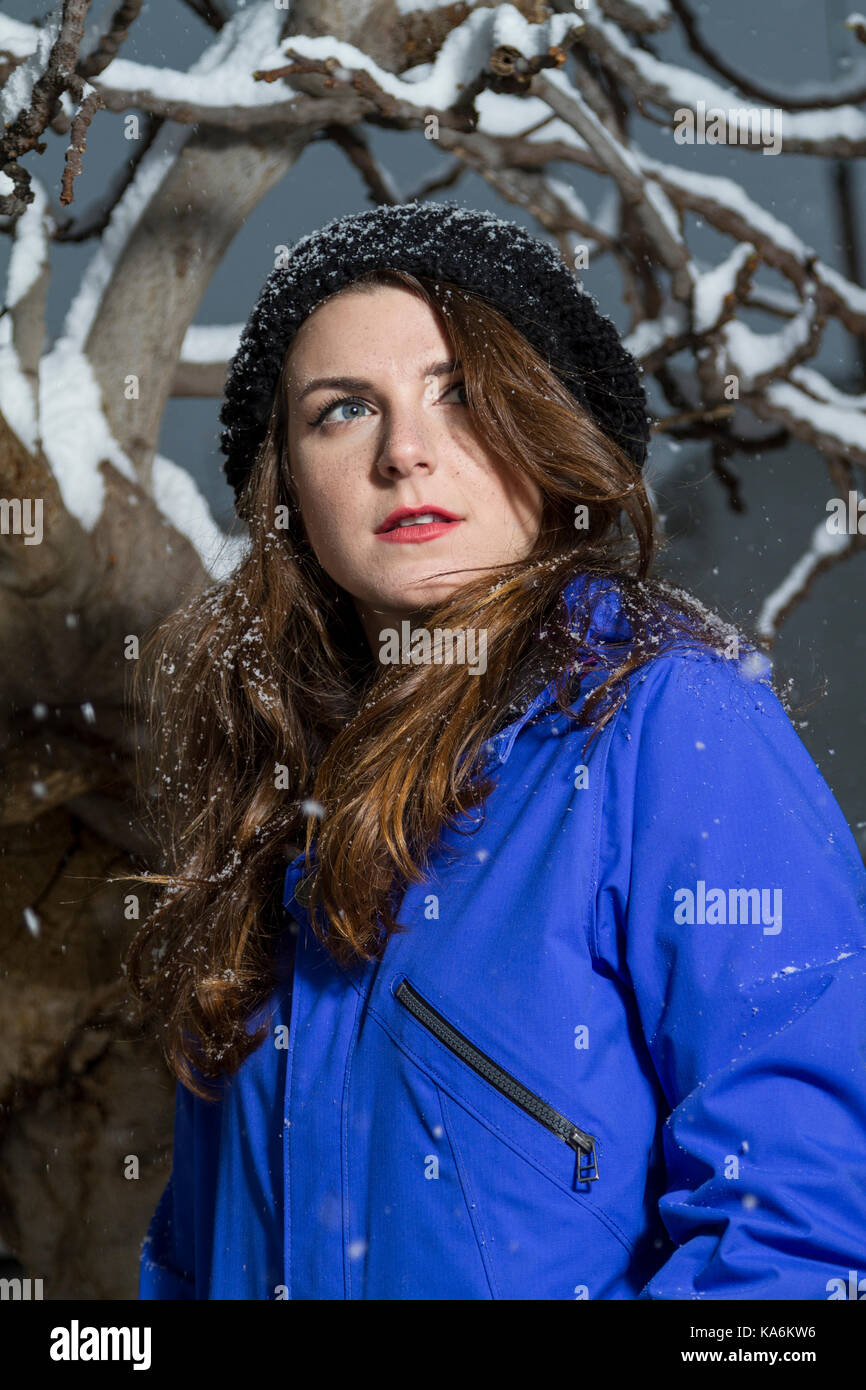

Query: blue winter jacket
[{"left": 139, "top": 572, "right": 866, "bottom": 1300}]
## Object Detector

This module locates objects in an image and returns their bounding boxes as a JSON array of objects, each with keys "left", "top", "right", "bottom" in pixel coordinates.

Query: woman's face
[{"left": 284, "top": 283, "right": 543, "bottom": 649}]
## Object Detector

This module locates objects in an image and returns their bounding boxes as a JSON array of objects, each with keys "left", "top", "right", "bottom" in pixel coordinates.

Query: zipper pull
[{"left": 570, "top": 1134, "right": 599, "bottom": 1185}]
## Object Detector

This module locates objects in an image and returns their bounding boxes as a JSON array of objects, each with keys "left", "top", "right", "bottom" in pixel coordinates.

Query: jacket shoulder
[{"left": 612, "top": 639, "right": 783, "bottom": 737}]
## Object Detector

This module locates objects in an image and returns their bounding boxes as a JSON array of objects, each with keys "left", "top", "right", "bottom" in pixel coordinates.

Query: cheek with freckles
[{"left": 288, "top": 458, "right": 373, "bottom": 567}]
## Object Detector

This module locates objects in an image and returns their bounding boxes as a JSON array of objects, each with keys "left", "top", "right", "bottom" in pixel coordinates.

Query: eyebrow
[{"left": 295, "top": 359, "right": 459, "bottom": 403}]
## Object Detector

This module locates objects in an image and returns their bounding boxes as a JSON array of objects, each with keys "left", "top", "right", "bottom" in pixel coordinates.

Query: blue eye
[
  {"left": 315, "top": 396, "right": 372, "bottom": 426},
  {"left": 312, "top": 380, "right": 466, "bottom": 427}
]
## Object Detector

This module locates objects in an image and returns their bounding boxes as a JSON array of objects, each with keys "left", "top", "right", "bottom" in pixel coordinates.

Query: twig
[
  {"left": 59, "top": 86, "right": 105, "bottom": 206},
  {"left": 0, "top": 0, "right": 94, "bottom": 215},
  {"left": 404, "top": 157, "right": 466, "bottom": 202},
  {"left": 79, "top": 0, "right": 145, "bottom": 80},
  {"left": 324, "top": 123, "right": 399, "bottom": 204},
  {"left": 53, "top": 113, "right": 165, "bottom": 241},
  {"left": 653, "top": 404, "right": 734, "bottom": 431},
  {"left": 177, "top": 0, "right": 229, "bottom": 31}
]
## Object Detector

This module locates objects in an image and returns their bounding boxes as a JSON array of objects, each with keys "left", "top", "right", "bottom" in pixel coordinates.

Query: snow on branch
[
  {"left": 716, "top": 290, "right": 824, "bottom": 394},
  {"left": 151, "top": 454, "right": 249, "bottom": 582},
  {"left": 691, "top": 243, "right": 757, "bottom": 334},
  {"left": 0, "top": 14, "right": 56, "bottom": 129},
  {"left": 0, "top": 176, "right": 52, "bottom": 441},
  {"left": 751, "top": 380, "right": 866, "bottom": 466},
  {"left": 173, "top": 323, "right": 245, "bottom": 397},
  {"left": 790, "top": 365, "right": 866, "bottom": 411},
  {"left": 844, "top": 12, "right": 866, "bottom": 45},
  {"left": 637, "top": 155, "right": 866, "bottom": 334},
  {"left": 659, "top": 0, "right": 866, "bottom": 108},
  {"left": 757, "top": 510, "right": 860, "bottom": 642},
  {"left": 0, "top": 2, "right": 100, "bottom": 217},
  {"left": 622, "top": 303, "right": 689, "bottom": 367},
  {"left": 582, "top": 10, "right": 866, "bottom": 156},
  {"left": 257, "top": 4, "right": 582, "bottom": 119},
  {"left": 597, "top": 0, "right": 672, "bottom": 34},
  {"left": 534, "top": 69, "right": 691, "bottom": 296},
  {"left": 88, "top": 4, "right": 307, "bottom": 128},
  {"left": 81, "top": 3, "right": 582, "bottom": 132}
]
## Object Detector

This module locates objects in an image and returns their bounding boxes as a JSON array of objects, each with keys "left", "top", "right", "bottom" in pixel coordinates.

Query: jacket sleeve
[
  {"left": 593, "top": 650, "right": 866, "bottom": 1300},
  {"left": 139, "top": 1078, "right": 198, "bottom": 1299}
]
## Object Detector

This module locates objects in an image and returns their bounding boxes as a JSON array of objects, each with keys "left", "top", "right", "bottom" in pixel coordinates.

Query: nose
[{"left": 374, "top": 394, "right": 439, "bottom": 480}]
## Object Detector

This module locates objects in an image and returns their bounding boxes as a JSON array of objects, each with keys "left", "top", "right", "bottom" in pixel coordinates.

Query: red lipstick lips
[{"left": 375, "top": 505, "right": 462, "bottom": 545}]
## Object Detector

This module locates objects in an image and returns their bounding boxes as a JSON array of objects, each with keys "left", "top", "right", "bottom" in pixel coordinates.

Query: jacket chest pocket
[{"left": 394, "top": 975, "right": 599, "bottom": 1188}]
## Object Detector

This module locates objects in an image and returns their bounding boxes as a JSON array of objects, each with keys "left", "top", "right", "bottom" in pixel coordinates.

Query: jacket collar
[
  {"left": 483, "top": 570, "right": 630, "bottom": 764},
  {"left": 285, "top": 571, "right": 630, "bottom": 903}
]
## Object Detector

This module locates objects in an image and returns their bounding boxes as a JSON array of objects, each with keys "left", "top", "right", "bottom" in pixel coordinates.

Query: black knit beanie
[{"left": 218, "top": 200, "right": 650, "bottom": 513}]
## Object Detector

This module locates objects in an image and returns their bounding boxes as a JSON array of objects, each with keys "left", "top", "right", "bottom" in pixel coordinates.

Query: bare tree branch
[
  {"left": 52, "top": 113, "right": 166, "bottom": 242},
  {"left": 83, "top": 121, "right": 313, "bottom": 484},
  {"left": 325, "top": 123, "right": 401, "bottom": 203},
  {"left": 177, "top": 0, "right": 229, "bottom": 32},
  {"left": 579, "top": 9, "right": 866, "bottom": 156},
  {"left": 756, "top": 504, "right": 864, "bottom": 646},
  {"left": 667, "top": 0, "right": 866, "bottom": 110},
  {"left": 78, "top": 0, "right": 145, "bottom": 81},
  {"left": 533, "top": 70, "right": 692, "bottom": 296},
  {"left": 596, "top": 0, "right": 672, "bottom": 35},
  {"left": 59, "top": 84, "right": 105, "bottom": 205}
]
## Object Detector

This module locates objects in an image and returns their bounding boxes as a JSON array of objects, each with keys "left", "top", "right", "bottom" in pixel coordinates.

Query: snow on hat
[{"left": 218, "top": 199, "right": 650, "bottom": 512}]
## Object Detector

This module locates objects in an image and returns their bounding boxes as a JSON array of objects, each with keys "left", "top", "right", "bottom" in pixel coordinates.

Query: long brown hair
[{"left": 123, "top": 268, "right": 744, "bottom": 1098}]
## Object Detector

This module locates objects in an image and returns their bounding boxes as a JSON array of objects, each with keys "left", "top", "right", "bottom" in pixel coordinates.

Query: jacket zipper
[{"left": 394, "top": 977, "right": 599, "bottom": 1185}]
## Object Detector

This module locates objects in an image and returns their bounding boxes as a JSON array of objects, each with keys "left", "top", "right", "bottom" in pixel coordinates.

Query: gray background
[{"left": 3, "top": 0, "right": 865, "bottom": 845}]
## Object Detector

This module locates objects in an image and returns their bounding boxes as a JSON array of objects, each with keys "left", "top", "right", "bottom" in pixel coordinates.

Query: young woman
[{"left": 131, "top": 201, "right": 866, "bottom": 1301}]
